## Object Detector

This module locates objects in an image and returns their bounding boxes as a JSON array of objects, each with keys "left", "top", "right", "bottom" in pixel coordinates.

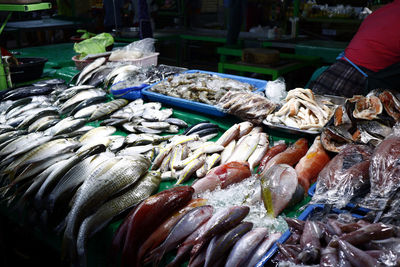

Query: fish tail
[{"left": 144, "top": 245, "right": 165, "bottom": 266}]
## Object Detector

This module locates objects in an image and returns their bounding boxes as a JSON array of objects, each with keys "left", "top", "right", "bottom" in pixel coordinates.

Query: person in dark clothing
[
  {"left": 226, "top": 0, "right": 247, "bottom": 47},
  {"left": 103, "top": 0, "right": 123, "bottom": 32},
  {"left": 312, "top": 0, "right": 400, "bottom": 98}
]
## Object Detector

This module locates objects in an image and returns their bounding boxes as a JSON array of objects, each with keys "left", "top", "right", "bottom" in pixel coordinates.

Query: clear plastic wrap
[
  {"left": 218, "top": 91, "right": 277, "bottom": 125},
  {"left": 265, "top": 77, "right": 287, "bottom": 104},
  {"left": 109, "top": 38, "right": 156, "bottom": 61},
  {"left": 311, "top": 144, "right": 373, "bottom": 208},
  {"left": 360, "top": 123, "right": 400, "bottom": 210}
]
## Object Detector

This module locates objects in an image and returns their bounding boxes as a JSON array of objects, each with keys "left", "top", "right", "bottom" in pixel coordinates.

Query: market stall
[{"left": 0, "top": 33, "right": 399, "bottom": 267}]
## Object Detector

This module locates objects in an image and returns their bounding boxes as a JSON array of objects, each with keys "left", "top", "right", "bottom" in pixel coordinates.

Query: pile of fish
[
  {"left": 149, "top": 72, "right": 256, "bottom": 105},
  {"left": 218, "top": 91, "right": 277, "bottom": 125},
  {"left": 152, "top": 121, "right": 271, "bottom": 184},
  {"left": 111, "top": 186, "right": 283, "bottom": 267},
  {"left": 272, "top": 210, "right": 400, "bottom": 266},
  {"left": 71, "top": 56, "right": 186, "bottom": 89},
  {"left": 321, "top": 91, "right": 400, "bottom": 153},
  {"left": 107, "top": 98, "right": 187, "bottom": 135},
  {"left": 265, "top": 88, "right": 335, "bottom": 131}
]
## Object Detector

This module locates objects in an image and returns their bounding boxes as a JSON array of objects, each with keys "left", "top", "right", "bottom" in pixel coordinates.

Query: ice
[{"left": 196, "top": 175, "right": 288, "bottom": 233}]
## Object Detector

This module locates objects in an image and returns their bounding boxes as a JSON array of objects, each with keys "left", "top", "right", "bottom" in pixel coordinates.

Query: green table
[{"left": 217, "top": 47, "right": 320, "bottom": 80}]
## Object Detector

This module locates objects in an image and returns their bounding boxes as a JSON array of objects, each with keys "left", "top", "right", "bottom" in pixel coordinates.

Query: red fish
[
  {"left": 295, "top": 136, "right": 330, "bottom": 192},
  {"left": 137, "top": 198, "right": 207, "bottom": 265},
  {"left": 191, "top": 161, "right": 251, "bottom": 194},
  {"left": 260, "top": 138, "right": 308, "bottom": 176},
  {"left": 120, "top": 186, "right": 194, "bottom": 267},
  {"left": 257, "top": 143, "right": 287, "bottom": 174}
]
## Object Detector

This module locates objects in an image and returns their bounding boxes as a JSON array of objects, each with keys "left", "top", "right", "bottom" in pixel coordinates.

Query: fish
[
  {"left": 215, "top": 124, "right": 240, "bottom": 147},
  {"left": 203, "top": 222, "right": 253, "bottom": 267},
  {"left": 182, "top": 121, "right": 210, "bottom": 135},
  {"left": 4, "top": 97, "right": 33, "bottom": 115},
  {"left": 28, "top": 115, "right": 59, "bottom": 133},
  {"left": 134, "top": 125, "right": 163, "bottom": 134},
  {"left": 146, "top": 205, "right": 214, "bottom": 266},
  {"left": 338, "top": 240, "right": 378, "bottom": 267},
  {"left": 76, "top": 57, "right": 106, "bottom": 85},
  {"left": 247, "top": 132, "right": 269, "bottom": 170},
  {"left": 60, "top": 89, "right": 106, "bottom": 114},
  {"left": 185, "top": 123, "right": 219, "bottom": 136},
  {"left": 312, "top": 144, "right": 373, "bottom": 208},
  {"left": 34, "top": 145, "right": 109, "bottom": 210},
  {"left": 320, "top": 126, "right": 353, "bottom": 153},
  {"left": 16, "top": 107, "right": 59, "bottom": 130},
  {"left": 79, "top": 126, "right": 116, "bottom": 144},
  {"left": 6, "top": 101, "right": 42, "bottom": 120},
  {"left": 225, "top": 227, "right": 268, "bottom": 267},
  {"left": 45, "top": 117, "right": 87, "bottom": 136},
  {"left": 352, "top": 95, "right": 383, "bottom": 120},
  {"left": 76, "top": 170, "right": 161, "bottom": 266},
  {"left": 101, "top": 117, "right": 129, "bottom": 127},
  {"left": 379, "top": 91, "right": 400, "bottom": 122},
  {"left": 105, "top": 65, "right": 139, "bottom": 87},
  {"left": 47, "top": 151, "right": 112, "bottom": 213},
  {"left": 69, "top": 95, "right": 108, "bottom": 116},
  {"left": 137, "top": 198, "right": 208, "bottom": 265},
  {"left": 261, "top": 164, "right": 303, "bottom": 217},
  {"left": 73, "top": 104, "right": 100, "bottom": 119},
  {"left": 320, "top": 246, "right": 339, "bottom": 267},
  {"left": 108, "top": 135, "right": 126, "bottom": 152},
  {"left": 0, "top": 132, "right": 44, "bottom": 157},
  {"left": 141, "top": 121, "right": 171, "bottom": 130},
  {"left": 220, "top": 140, "right": 236, "bottom": 165},
  {"left": 260, "top": 138, "right": 308, "bottom": 175},
  {"left": 191, "top": 161, "right": 251, "bottom": 194},
  {"left": 176, "top": 155, "right": 206, "bottom": 184},
  {"left": 63, "top": 155, "right": 150, "bottom": 261},
  {"left": 189, "top": 206, "right": 250, "bottom": 260},
  {"left": 244, "top": 232, "right": 281, "bottom": 267},
  {"left": 200, "top": 133, "right": 219, "bottom": 142},
  {"left": 119, "top": 186, "right": 194, "bottom": 267},
  {"left": 3, "top": 85, "right": 53, "bottom": 100},
  {"left": 142, "top": 108, "right": 173, "bottom": 122},
  {"left": 237, "top": 121, "right": 254, "bottom": 138},
  {"left": 89, "top": 99, "right": 129, "bottom": 121},
  {"left": 298, "top": 220, "right": 323, "bottom": 263},
  {"left": 339, "top": 223, "right": 394, "bottom": 246},
  {"left": 165, "top": 118, "right": 188, "bottom": 128},
  {"left": 196, "top": 153, "right": 221, "bottom": 178},
  {"left": 188, "top": 127, "right": 218, "bottom": 137},
  {"left": 295, "top": 136, "right": 331, "bottom": 192},
  {"left": 117, "top": 144, "right": 154, "bottom": 155}
]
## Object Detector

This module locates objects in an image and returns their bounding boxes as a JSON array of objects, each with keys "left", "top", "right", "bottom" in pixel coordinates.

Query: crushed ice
[{"left": 196, "top": 175, "right": 288, "bottom": 233}]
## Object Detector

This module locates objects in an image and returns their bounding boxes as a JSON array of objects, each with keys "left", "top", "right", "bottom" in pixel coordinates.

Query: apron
[{"left": 339, "top": 52, "right": 400, "bottom": 92}]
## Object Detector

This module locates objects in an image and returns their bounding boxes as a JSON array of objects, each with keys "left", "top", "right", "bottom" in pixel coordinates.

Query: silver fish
[
  {"left": 118, "top": 144, "right": 154, "bottom": 155},
  {"left": 89, "top": 99, "right": 129, "bottom": 121},
  {"left": 227, "top": 133, "right": 260, "bottom": 163},
  {"left": 151, "top": 144, "right": 173, "bottom": 170},
  {"left": 225, "top": 228, "right": 269, "bottom": 267},
  {"left": 220, "top": 139, "right": 236, "bottom": 165},
  {"left": 216, "top": 124, "right": 240, "bottom": 147},
  {"left": 196, "top": 153, "right": 221, "bottom": 178},
  {"left": 142, "top": 108, "right": 173, "bottom": 122},
  {"left": 28, "top": 115, "right": 59, "bottom": 133},
  {"left": 60, "top": 89, "right": 106, "bottom": 114},
  {"left": 62, "top": 155, "right": 150, "bottom": 260},
  {"left": 79, "top": 126, "right": 116, "bottom": 144},
  {"left": 108, "top": 135, "right": 126, "bottom": 152},
  {"left": 46, "top": 117, "right": 87, "bottom": 136},
  {"left": 76, "top": 57, "right": 106, "bottom": 85},
  {"left": 76, "top": 171, "right": 161, "bottom": 266},
  {"left": 244, "top": 233, "right": 281, "bottom": 267},
  {"left": 165, "top": 118, "right": 188, "bottom": 128},
  {"left": 176, "top": 154, "right": 206, "bottom": 184},
  {"left": 16, "top": 107, "right": 59, "bottom": 130},
  {"left": 140, "top": 121, "right": 170, "bottom": 130},
  {"left": 248, "top": 132, "right": 269, "bottom": 170},
  {"left": 73, "top": 104, "right": 100, "bottom": 119}
]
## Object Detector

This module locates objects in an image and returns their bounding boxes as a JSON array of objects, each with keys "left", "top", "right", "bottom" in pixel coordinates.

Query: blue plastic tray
[
  {"left": 255, "top": 204, "right": 365, "bottom": 267},
  {"left": 308, "top": 183, "right": 371, "bottom": 214},
  {"left": 141, "top": 70, "right": 268, "bottom": 117},
  {"left": 110, "top": 82, "right": 147, "bottom": 100}
]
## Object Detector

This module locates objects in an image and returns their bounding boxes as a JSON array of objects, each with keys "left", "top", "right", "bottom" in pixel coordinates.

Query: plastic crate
[
  {"left": 141, "top": 70, "right": 268, "bottom": 117},
  {"left": 308, "top": 183, "right": 371, "bottom": 214},
  {"left": 110, "top": 81, "right": 147, "bottom": 100},
  {"left": 255, "top": 204, "right": 365, "bottom": 267},
  {"left": 109, "top": 52, "right": 159, "bottom": 68}
]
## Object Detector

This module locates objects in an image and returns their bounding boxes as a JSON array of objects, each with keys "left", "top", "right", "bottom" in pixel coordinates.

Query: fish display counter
[{"left": 0, "top": 57, "right": 400, "bottom": 267}]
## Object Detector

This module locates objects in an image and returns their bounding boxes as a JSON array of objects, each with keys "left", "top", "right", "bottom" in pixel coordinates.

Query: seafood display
[
  {"left": 264, "top": 88, "right": 336, "bottom": 132},
  {"left": 218, "top": 91, "right": 277, "bottom": 125},
  {"left": 2, "top": 62, "right": 400, "bottom": 267},
  {"left": 321, "top": 91, "right": 400, "bottom": 153},
  {"left": 272, "top": 207, "right": 400, "bottom": 267},
  {"left": 148, "top": 72, "right": 256, "bottom": 105}
]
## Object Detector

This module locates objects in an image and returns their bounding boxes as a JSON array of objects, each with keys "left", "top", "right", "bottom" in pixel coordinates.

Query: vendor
[
  {"left": 311, "top": 0, "right": 400, "bottom": 98},
  {"left": 103, "top": 0, "right": 123, "bottom": 32}
]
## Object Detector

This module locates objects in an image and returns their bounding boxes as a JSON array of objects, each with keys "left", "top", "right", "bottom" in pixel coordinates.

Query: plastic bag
[
  {"left": 109, "top": 38, "right": 156, "bottom": 61},
  {"left": 265, "top": 77, "right": 287, "bottom": 104},
  {"left": 360, "top": 123, "right": 400, "bottom": 210},
  {"left": 311, "top": 144, "right": 373, "bottom": 208},
  {"left": 74, "top": 33, "right": 114, "bottom": 59},
  {"left": 218, "top": 91, "right": 277, "bottom": 125}
]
